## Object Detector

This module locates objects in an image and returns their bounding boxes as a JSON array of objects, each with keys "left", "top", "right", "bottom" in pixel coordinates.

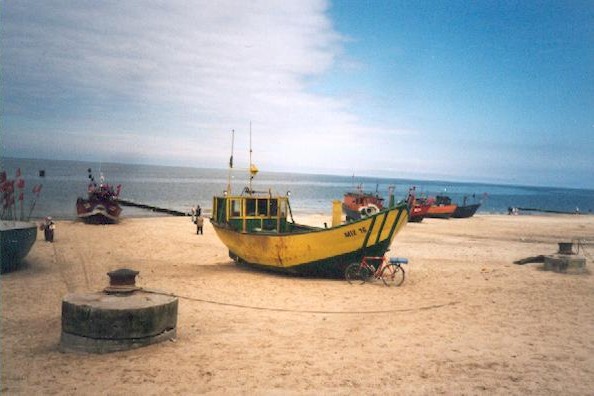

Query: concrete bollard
[{"left": 60, "top": 269, "right": 178, "bottom": 353}]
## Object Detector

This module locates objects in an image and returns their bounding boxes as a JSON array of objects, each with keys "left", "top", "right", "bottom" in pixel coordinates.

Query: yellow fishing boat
[{"left": 210, "top": 130, "right": 409, "bottom": 277}]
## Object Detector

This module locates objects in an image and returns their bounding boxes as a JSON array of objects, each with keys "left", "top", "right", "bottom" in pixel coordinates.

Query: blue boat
[{"left": 1, "top": 221, "right": 37, "bottom": 273}]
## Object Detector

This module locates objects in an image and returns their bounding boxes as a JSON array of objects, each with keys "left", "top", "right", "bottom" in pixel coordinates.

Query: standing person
[
  {"left": 191, "top": 206, "right": 196, "bottom": 224},
  {"left": 42, "top": 216, "right": 55, "bottom": 242},
  {"left": 196, "top": 204, "right": 201, "bottom": 217},
  {"left": 196, "top": 215, "right": 204, "bottom": 235}
]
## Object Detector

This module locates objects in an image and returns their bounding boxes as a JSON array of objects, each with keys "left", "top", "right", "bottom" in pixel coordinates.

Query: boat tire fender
[{"left": 360, "top": 204, "right": 380, "bottom": 217}]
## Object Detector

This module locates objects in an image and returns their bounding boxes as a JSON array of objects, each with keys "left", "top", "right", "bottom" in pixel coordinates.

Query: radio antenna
[{"left": 249, "top": 122, "right": 253, "bottom": 192}]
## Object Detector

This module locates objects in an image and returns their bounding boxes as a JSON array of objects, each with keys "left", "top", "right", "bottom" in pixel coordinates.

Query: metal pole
[
  {"left": 249, "top": 122, "right": 253, "bottom": 193},
  {"left": 227, "top": 129, "right": 234, "bottom": 195}
]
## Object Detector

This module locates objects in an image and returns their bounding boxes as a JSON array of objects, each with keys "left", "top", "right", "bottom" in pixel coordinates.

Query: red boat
[
  {"left": 342, "top": 185, "right": 385, "bottom": 221},
  {"left": 76, "top": 169, "right": 122, "bottom": 224},
  {"left": 409, "top": 199, "right": 432, "bottom": 222},
  {"left": 405, "top": 187, "right": 431, "bottom": 222}
]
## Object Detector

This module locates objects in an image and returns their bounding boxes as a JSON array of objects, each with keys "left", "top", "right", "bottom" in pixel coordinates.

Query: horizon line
[{"left": 2, "top": 155, "right": 592, "bottom": 192}]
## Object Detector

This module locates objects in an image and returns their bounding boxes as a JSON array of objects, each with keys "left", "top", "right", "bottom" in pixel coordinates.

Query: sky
[{"left": 1, "top": 0, "right": 593, "bottom": 189}]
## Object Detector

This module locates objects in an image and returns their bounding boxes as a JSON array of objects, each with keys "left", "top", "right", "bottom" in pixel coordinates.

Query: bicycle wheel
[
  {"left": 345, "top": 263, "right": 368, "bottom": 285},
  {"left": 380, "top": 264, "right": 405, "bottom": 286}
]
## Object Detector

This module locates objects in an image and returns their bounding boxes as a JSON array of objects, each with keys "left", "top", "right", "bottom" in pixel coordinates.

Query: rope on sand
[
  {"left": 116, "top": 198, "right": 189, "bottom": 217},
  {"left": 140, "top": 288, "right": 459, "bottom": 315}
]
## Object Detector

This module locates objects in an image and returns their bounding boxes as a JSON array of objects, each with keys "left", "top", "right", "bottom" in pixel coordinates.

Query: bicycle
[{"left": 345, "top": 256, "right": 407, "bottom": 286}]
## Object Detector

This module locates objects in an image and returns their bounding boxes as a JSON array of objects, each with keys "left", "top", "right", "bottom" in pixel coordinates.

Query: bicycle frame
[{"left": 359, "top": 256, "right": 388, "bottom": 279}]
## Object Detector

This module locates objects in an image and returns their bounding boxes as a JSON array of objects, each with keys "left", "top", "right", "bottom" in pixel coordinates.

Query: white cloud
[
  {"left": 3, "top": 0, "right": 381, "bottom": 170},
  {"left": 1, "top": 0, "right": 453, "bottom": 179}
]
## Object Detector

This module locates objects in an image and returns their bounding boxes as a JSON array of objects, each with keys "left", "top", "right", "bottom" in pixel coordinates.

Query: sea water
[{"left": 2, "top": 157, "right": 593, "bottom": 220}]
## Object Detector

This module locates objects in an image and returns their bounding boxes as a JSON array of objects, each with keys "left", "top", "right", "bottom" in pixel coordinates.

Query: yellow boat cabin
[{"left": 212, "top": 192, "right": 294, "bottom": 233}]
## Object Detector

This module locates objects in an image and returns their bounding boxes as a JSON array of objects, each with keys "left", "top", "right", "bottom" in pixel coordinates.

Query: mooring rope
[
  {"left": 139, "top": 287, "right": 459, "bottom": 315},
  {"left": 52, "top": 243, "right": 76, "bottom": 293}
]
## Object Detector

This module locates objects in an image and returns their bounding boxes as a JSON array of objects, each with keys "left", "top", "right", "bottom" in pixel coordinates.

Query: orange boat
[{"left": 425, "top": 195, "right": 457, "bottom": 219}]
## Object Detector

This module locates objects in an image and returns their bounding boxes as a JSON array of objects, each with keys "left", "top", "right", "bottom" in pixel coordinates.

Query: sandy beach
[{"left": 2, "top": 214, "right": 593, "bottom": 395}]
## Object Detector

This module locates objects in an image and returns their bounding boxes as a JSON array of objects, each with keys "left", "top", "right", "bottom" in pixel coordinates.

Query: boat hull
[
  {"left": 452, "top": 204, "right": 480, "bottom": 218},
  {"left": 409, "top": 204, "right": 431, "bottom": 222},
  {"left": 426, "top": 204, "right": 457, "bottom": 219},
  {"left": 212, "top": 204, "right": 408, "bottom": 277},
  {"left": 342, "top": 205, "right": 361, "bottom": 221},
  {"left": 76, "top": 198, "right": 122, "bottom": 224},
  {"left": 1, "top": 221, "right": 37, "bottom": 273}
]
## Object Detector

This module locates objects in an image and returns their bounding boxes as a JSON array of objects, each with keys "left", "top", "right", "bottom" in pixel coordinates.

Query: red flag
[
  {"left": 33, "top": 184, "right": 43, "bottom": 194},
  {"left": 17, "top": 179, "right": 25, "bottom": 189}
]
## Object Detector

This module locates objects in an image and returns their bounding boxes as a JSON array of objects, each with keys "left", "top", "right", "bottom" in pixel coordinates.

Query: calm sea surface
[{"left": 2, "top": 157, "right": 593, "bottom": 220}]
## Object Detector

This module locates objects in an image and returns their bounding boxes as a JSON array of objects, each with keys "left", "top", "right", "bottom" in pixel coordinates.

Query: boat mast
[
  {"left": 227, "top": 129, "right": 234, "bottom": 195},
  {"left": 248, "top": 122, "right": 259, "bottom": 194},
  {"left": 249, "top": 122, "right": 253, "bottom": 194}
]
